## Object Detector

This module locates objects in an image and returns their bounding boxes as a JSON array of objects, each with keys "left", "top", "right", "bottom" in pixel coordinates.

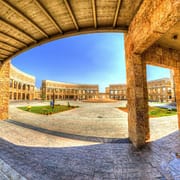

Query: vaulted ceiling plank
[
  {"left": 0, "top": 32, "right": 27, "bottom": 47},
  {"left": 92, "top": 0, "right": 97, "bottom": 28},
  {"left": 63, "top": 0, "right": 79, "bottom": 31},
  {"left": 0, "top": 18, "right": 37, "bottom": 43},
  {"left": 113, "top": 0, "right": 122, "bottom": 28},
  {"left": 34, "top": 0, "right": 63, "bottom": 34},
  {"left": 0, "top": 0, "right": 49, "bottom": 38}
]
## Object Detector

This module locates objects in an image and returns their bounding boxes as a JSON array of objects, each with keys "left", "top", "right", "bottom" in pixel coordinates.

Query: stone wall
[{"left": 0, "top": 60, "right": 10, "bottom": 120}]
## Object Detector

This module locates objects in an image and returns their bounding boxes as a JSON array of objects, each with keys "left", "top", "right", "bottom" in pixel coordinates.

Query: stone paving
[{"left": 0, "top": 101, "right": 179, "bottom": 179}]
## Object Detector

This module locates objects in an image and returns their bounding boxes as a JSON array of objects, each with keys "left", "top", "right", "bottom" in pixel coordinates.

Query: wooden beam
[
  {"left": 0, "top": 52, "right": 8, "bottom": 57},
  {"left": 92, "top": 0, "right": 97, "bottom": 28},
  {"left": 0, "top": 51, "right": 8, "bottom": 56},
  {"left": 113, "top": 0, "right": 122, "bottom": 28},
  {"left": 63, "top": 0, "right": 79, "bottom": 31},
  {"left": 0, "top": 40, "right": 20, "bottom": 51},
  {"left": 0, "top": 48, "right": 12, "bottom": 55},
  {"left": 0, "top": 32, "right": 27, "bottom": 47},
  {"left": 0, "top": 0, "right": 49, "bottom": 38},
  {"left": 0, "top": 18, "right": 37, "bottom": 43},
  {"left": 0, "top": 47, "right": 13, "bottom": 53},
  {"left": 34, "top": 0, "right": 63, "bottom": 34}
]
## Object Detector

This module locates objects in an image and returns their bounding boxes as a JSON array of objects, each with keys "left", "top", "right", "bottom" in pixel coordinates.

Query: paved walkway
[{"left": 0, "top": 101, "right": 179, "bottom": 179}]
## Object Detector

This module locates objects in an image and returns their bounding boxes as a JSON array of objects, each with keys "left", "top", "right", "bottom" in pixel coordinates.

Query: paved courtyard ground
[{"left": 0, "top": 101, "right": 179, "bottom": 179}]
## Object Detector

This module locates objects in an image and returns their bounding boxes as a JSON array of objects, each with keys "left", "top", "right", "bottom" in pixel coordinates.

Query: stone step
[{"left": 0, "top": 158, "right": 26, "bottom": 180}]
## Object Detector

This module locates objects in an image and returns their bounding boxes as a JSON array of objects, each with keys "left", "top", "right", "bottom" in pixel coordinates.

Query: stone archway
[{"left": 0, "top": 0, "right": 179, "bottom": 148}]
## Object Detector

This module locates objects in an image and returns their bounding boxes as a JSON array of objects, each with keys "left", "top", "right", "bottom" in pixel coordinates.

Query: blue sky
[{"left": 12, "top": 33, "right": 170, "bottom": 92}]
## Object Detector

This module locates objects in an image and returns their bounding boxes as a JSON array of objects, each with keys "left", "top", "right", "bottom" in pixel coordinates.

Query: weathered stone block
[{"left": 0, "top": 60, "right": 10, "bottom": 120}]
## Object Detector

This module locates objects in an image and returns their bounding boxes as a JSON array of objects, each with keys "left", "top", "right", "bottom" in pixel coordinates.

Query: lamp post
[{"left": 52, "top": 88, "right": 55, "bottom": 109}]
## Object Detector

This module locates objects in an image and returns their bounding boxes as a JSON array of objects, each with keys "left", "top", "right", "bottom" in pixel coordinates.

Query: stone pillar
[
  {"left": 125, "top": 35, "right": 149, "bottom": 148},
  {"left": 0, "top": 60, "right": 10, "bottom": 120},
  {"left": 174, "top": 68, "right": 180, "bottom": 129}
]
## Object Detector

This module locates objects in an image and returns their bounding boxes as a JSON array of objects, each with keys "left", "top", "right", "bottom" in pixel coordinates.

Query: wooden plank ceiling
[{"left": 0, "top": 0, "right": 144, "bottom": 61}]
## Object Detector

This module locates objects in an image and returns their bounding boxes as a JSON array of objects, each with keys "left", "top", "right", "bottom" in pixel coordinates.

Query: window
[{"left": 10, "top": 79, "right": 13, "bottom": 87}]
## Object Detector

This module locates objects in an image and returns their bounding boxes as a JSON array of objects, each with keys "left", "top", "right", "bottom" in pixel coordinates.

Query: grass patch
[
  {"left": 118, "top": 106, "right": 177, "bottom": 118},
  {"left": 18, "top": 104, "right": 78, "bottom": 115},
  {"left": 148, "top": 106, "right": 177, "bottom": 117}
]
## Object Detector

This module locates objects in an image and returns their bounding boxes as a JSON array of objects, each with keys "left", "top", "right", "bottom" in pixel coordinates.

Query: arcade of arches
[
  {"left": 9, "top": 64, "right": 174, "bottom": 102},
  {"left": 10, "top": 65, "right": 35, "bottom": 101},
  {"left": 0, "top": 0, "right": 179, "bottom": 148}
]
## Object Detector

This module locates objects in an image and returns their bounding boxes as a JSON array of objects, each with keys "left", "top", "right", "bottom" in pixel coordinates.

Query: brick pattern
[{"left": 0, "top": 60, "right": 10, "bottom": 120}]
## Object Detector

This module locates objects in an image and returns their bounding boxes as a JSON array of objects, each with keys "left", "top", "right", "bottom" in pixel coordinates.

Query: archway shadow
[
  {"left": 6, "top": 119, "right": 129, "bottom": 143},
  {"left": 0, "top": 131, "right": 179, "bottom": 179}
]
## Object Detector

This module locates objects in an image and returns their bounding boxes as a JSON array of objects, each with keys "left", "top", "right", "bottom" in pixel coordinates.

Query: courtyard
[{"left": 0, "top": 101, "right": 179, "bottom": 179}]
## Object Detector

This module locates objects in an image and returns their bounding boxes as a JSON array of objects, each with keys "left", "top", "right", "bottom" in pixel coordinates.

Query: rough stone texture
[
  {"left": 125, "top": 35, "right": 149, "bottom": 148},
  {"left": 143, "top": 44, "right": 180, "bottom": 69},
  {"left": 125, "top": 0, "right": 180, "bottom": 148},
  {"left": 127, "top": 0, "right": 180, "bottom": 54},
  {"left": 0, "top": 60, "right": 10, "bottom": 120}
]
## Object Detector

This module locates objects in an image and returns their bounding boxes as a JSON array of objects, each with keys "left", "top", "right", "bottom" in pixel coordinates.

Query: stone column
[
  {"left": 174, "top": 68, "right": 180, "bottom": 129},
  {"left": 125, "top": 35, "right": 149, "bottom": 148},
  {"left": 0, "top": 60, "right": 10, "bottom": 120}
]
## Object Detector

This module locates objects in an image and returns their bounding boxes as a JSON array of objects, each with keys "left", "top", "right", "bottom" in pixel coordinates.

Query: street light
[{"left": 52, "top": 88, "right": 55, "bottom": 109}]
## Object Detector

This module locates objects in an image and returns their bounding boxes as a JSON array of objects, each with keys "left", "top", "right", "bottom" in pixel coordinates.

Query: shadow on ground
[
  {"left": 6, "top": 119, "right": 129, "bottom": 143},
  {"left": 0, "top": 131, "right": 179, "bottom": 180}
]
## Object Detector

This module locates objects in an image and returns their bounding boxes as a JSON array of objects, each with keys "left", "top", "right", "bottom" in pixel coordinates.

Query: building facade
[
  {"left": 41, "top": 80, "right": 99, "bottom": 100},
  {"left": 9, "top": 64, "right": 174, "bottom": 103},
  {"left": 106, "top": 78, "right": 174, "bottom": 102},
  {"left": 34, "top": 87, "right": 42, "bottom": 100},
  {"left": 147, "top": 78, "right": 172, "bottom": 102},
  {"left": 10, "top": 65, "right": 35, "bottom": 101},
  {"left": 106, "top": 84, "right": 127, "bottom": 100}
]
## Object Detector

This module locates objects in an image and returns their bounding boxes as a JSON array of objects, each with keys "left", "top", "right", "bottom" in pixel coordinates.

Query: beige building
[
  {"left": 107, "top": 84, "right": 127, "bottom": 100},
  {"left": 41, "top": 80, "right": 99, "bottom": 100},
  {"left": 106, "top": 78, "right": 174, "bottom": 102},
  {"left": 9, "top": 65, "right": 35, "bottom": 101},
  {"left": 34, "top": 87, "right": 42, "bottom": 100},
  {"left": 147, "top": 78, "right": 172, "bottom": 102}
]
